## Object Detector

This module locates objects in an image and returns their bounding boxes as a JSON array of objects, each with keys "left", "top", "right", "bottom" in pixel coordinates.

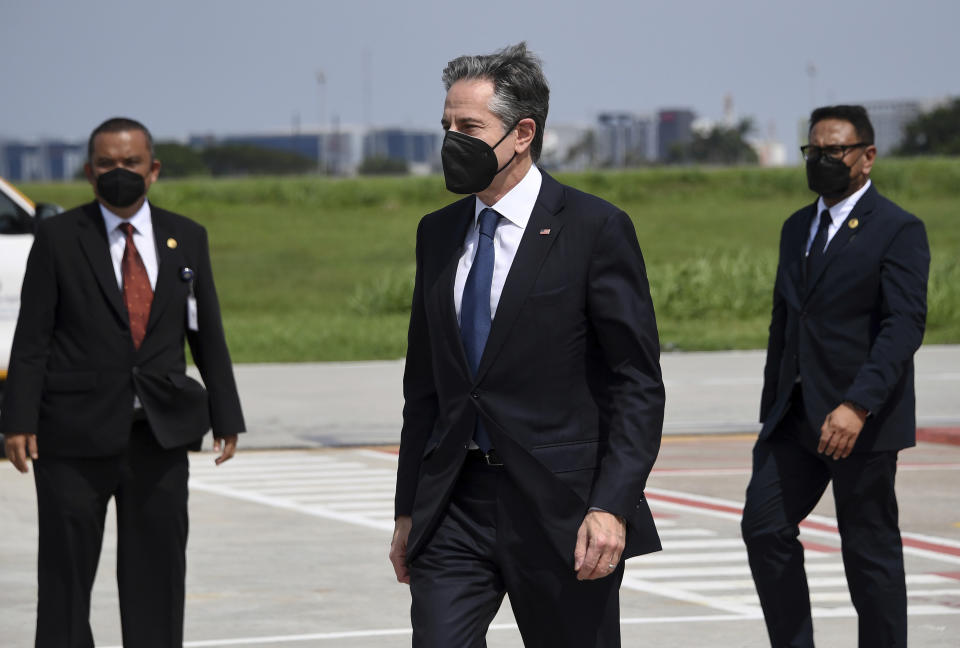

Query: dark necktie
[
  {"left": 806, "top": 209, "right": 832, "bottom": 278},
  {"left": 460, "top": 207, "right": 500, "bottom": 452},
  {"left": 120, "top": 222, "right": 154, "bottom": 350}
]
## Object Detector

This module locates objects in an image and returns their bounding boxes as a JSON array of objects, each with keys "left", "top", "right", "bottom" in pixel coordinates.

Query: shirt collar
[
  {"left": 817, "top": 179, "right": 872, "bottom": 226},
  {"left": 474, "top": 164, "right": 542, "bottom": 229},
  {"left": 100, "top": 199, "right": 153, "bottom": 236}
]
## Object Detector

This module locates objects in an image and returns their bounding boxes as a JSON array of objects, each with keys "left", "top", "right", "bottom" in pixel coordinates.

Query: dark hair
[
  {"left": 87, "top": 117, "right": 154, "bottom": 161},
  {"left": 808, "top": 105, "right": 875, "bottom": 145},
  {"left": 442, "top": 42, "right": 550, "bottom": 162}
]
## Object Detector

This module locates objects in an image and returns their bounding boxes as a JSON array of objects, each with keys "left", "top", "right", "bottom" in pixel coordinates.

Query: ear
[
  {"left": 514, "top": 117, "right": 536, "bottom": 155},
  {"left": 860, "top": 144, "right": 877, "bottom": 177},
  {"left": 148, "top": 158, "right": 162, "bottom": 184}
]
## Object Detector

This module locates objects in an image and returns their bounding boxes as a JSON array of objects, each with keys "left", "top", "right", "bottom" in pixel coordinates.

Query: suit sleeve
[
  {"left": 760, "top": 230, "right": 789, "bottom": 423},
  {"left": 843, "top": 219, "right": 929, "bottom": 413},
  {"left": 186, "top": 225, "right": 245, "bottom": 437},
  {"left": 585, "top": 210, "right": 665, "bottom": 517},
  {"left": 394, "top": 220, "right": 439, "bottom": 518},
  {"left": 0, "top": 222, "right": 58, "bottom": 437}
]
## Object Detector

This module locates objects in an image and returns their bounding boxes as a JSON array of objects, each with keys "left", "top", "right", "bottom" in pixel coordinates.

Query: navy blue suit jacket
[
  {"left": 759, "top": 184, "right": 929, "bottom": 452},
  {"left": 395, "top": 172, "right": 665, "bottom": 564}
]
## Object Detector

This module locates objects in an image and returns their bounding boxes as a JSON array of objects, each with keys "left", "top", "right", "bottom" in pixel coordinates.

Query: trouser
[
  {"left": 33, "top": 420, "right": 189, "bottom": 648},
  {"left": 741, "top": 388, "right": 906, "bottom": 648},
  {"left": 409, "top": 455, "right": 623, "bottom": 648}
]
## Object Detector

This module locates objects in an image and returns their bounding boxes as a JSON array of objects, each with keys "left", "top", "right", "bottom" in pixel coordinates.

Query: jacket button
[
  {"left": 132, "top": 366, "right": 140, "bottom": 375},
  {"left": 471, "top": 391, "right": 480, "bottom": 399}
]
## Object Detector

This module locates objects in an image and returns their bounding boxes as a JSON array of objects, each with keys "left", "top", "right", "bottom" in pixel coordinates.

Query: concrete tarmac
[
  {"left": 2, "top": 438, "right": 958, "bottom": 647},
  {"left": 226, "top": 344, "right": 960, "bottom": 449},
  {"left": 1, "top": 345, "right": 959, "bottom": 646}
]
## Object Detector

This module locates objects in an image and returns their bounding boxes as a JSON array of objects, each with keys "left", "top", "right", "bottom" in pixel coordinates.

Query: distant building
[
  {"left": 657, "top": 109, "right": 695, "bottom": 161},
  {"left": 362, "top": 128, "right": 440, "bottom": 174},
  {"left": 188, "top": 126, "right": 364, "bottom": 175},
  {"left": 860, "top": 100, "right": 924, "bottom": 155},
  {"left": 595, "top": 113, "right": 654, "bottom": 167},
  {"left": 0, "top": 140, "right": 85, "bottom": 181},
  {"left": 189, "top": 126, "right": 441, "bottom": 175},
  {"left": 539, "top": 124, "right": 595, "bottom": 171}
]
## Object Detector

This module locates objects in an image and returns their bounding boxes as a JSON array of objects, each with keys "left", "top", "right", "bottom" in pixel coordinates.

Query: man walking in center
[
  {"left": 741, "top": 105, "right": 929, "bottom": 647},
  {"left": 389, "top": 43, "right": 665, "bottom": 647},
  {"left": 1, "top": 117, "right": 245, "bottom": 648}
]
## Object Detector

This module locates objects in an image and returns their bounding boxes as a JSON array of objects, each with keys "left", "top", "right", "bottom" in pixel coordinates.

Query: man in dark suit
[
  {"left": 1, "top": 117, "right": 245, "bottom": 648},
  {"left": 741, "top": 105, "right": 929, "bottom": 648},
  {"left": 388, "top": 43, "right": 664, "bottom": 647}
]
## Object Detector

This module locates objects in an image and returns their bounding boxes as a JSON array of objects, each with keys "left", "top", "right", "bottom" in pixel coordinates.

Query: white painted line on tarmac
[
  {"left": 715, "top": 588, "right": 960, "bottom": 605},
  {"left": 622, "top": 576, "right": 761, "bottom": 616},
  {"left": 656, "top": 528, "right": 717, "bottom": 538},
  {"left": 187, "top": 479, "right": 394, "bottom": 532},
  {"left": 658, "top": 573, "right": 956, "bottom": 592},
  {"left": 647, "top": 487, "right": 960, "bottom": 565},
  {"left": 626, "top": 562, "right": 847, "bottom": 579}
]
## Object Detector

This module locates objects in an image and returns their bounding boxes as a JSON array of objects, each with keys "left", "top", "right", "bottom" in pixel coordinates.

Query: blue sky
[{"left": 2, "top": 0, "right": 957, "bottom": 159}]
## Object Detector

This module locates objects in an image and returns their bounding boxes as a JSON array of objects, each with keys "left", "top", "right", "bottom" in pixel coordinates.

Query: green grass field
[{"left": 22, "top": 158, "right": 960, "bottom": 362}]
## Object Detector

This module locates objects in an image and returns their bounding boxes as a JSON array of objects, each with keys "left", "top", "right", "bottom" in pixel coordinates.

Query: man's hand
[
  {"left": 818, "top": 403, "right": 867, "bottom": 460},
  {"left": 4, "top": 434, "right": 38, "bottom": 474},
  {"left": 390, "top": 515, "right": 413, "bottom": 584},
  {"left": 574, "top": 510, "right": 626, "bottom": 580},
  {"left": 213, "top": 435, "right": 238, "bottom": 465}
]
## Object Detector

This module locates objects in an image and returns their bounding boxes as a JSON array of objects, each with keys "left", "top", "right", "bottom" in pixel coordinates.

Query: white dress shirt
[
  {"left": 454, "top": 164, "right": 542, "bottom": 322},
  {"left": 806, "top": 179, "right": 872, "bottom": 256},
  {"left": 100, "top": 201, "right": 159, "bottom": 291}
]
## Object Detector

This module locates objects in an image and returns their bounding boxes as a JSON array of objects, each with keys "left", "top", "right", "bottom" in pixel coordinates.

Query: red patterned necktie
[{"left": 119, "top": 222, "right": 154, "bottom": 349}]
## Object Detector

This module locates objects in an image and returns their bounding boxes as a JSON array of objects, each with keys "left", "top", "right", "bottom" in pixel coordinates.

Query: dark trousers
[
  {"left": 33, "top": 421, "right": 189, "bottom": 648},
  {"left": 741, "top": 389, "right": 906, "bottom": 648},
  {"left": 409, "top": 458, "right": 623, "bottom": 648}
]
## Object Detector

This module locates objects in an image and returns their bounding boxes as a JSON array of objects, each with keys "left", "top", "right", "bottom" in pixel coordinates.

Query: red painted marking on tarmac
[
  {"left": 935, "top": 572, "right": 960, "bottom": 580},
  {"left": 917, "top": 427, "right": 960, "bottom": 446},
  {"left": 651, "top": 512, "right": 676, "bottom": 519},
  {"left": 901, "top": 537, "right": 960, "bottom": 557},
  {"left": 801, "top": 540, "right": 841, "bottom": 553},
  {"left": 646, "top": 492, "right": 742, "bottom": 516},
  {"left": 651, "top": 467, "right": 750, "bottom": 474},
  {"left": 647, "top": 490, "right": 960, "bottom": 558}
]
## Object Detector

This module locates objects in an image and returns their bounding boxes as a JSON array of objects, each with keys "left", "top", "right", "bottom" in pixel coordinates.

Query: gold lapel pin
[
  {"left": 848, "top": 218, "right": 859, "bottom": 229},
  {"left": 167, "top": 238, "right": 178, "bottom": 249}
]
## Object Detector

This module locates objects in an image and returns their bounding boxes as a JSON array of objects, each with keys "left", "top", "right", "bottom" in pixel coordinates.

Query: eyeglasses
[{"left": 800, "top": 143, "right": 868, "bottom": 162}]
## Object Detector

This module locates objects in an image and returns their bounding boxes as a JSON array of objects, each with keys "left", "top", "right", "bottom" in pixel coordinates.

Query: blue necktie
[{"left": 460, "top": 207, "right": 499, "bottom": 452}]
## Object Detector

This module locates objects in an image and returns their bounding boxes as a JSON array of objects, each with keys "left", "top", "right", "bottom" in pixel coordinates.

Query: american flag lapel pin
[{"left": 539, "top": 228, "right": 551, "bottom": 235}]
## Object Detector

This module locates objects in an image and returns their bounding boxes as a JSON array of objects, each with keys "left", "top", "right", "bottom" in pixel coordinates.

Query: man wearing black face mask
[
  {"left": 741, "top": 105, "right": 929, "bottom": 648},
  {"left": 1, "top": 117, "right": 245, "bottom": 647},
  {"left": 390, "top": 43, "right": 664, "bottom": 647}
]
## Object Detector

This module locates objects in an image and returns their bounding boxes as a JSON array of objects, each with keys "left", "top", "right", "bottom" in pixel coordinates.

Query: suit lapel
[
  {"left": 805, "top": 185, "right": 876, "bottom": 297},
  {"left": 474, "top": 173, "right": 565, "bottom": 382},
  {"left": 434, "top": 203, "right": 474, "bottom": 374},
  {"left": 77, "top": 202, "right": 127, "bottom": 322},
  {"left": 145, "top": 208, "right": 180, "bottom": 336}
]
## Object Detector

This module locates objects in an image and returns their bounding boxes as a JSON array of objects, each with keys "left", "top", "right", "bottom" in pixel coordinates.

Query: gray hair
[{"left": 442, "top": 42, "right": 550, "bottom": 162}]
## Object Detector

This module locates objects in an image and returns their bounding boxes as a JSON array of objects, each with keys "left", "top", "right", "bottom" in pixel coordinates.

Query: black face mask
[
  {"left": 806, "top": 155, "right": 853, "bottom": 198},
  {"left": 96, "top": 168, "right": 147, "bottom": 208},
  {"left": 441, "top": 125, "right": 518, "bottom": 194}
]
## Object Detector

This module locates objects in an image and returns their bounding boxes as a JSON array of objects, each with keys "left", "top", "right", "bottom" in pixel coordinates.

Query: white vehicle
[{"left": 0, "top": 177, "right": 61, "bottom": 385}]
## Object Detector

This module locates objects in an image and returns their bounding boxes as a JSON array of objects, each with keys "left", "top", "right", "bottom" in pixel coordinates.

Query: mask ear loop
[{"left": 491, "top": 118, "right": 526, "bottom": 174}]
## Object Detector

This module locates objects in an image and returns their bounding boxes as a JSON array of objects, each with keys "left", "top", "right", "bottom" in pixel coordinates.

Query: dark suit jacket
[
  {"left": 759, "top": 184, "right": 929, "bottom": 452},
  {"left": 0, "top": 201, "right": 245, "bottom": 456},
  {"left": 395, "top": 172, "right": 665, "bottom": 565}
]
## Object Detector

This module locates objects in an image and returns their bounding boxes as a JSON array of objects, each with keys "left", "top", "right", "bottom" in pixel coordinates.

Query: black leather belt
[{"left": 466, "top": 448, "right": 504, "bottom": 466}]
